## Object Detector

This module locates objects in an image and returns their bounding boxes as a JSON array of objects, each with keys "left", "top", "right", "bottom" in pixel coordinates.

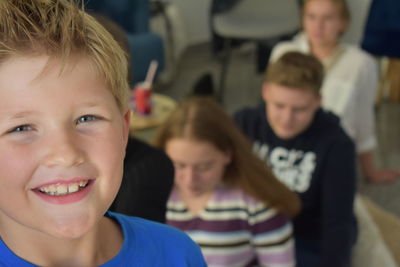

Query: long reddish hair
[{"left": 154, "top": 97, "right": 301, "bottom": 217}]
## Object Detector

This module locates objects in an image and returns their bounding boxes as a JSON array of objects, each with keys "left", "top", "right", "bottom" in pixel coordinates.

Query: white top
[{"left": 270, "top": 33, "right": 378, "bottom": 153}]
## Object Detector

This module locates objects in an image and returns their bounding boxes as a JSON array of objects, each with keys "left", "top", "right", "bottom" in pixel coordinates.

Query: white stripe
[
  {"left": 188, "top": 230, "right": 251, "bottom": 244},
  {"left": 255, "top": 237, "right": 294, "bottom": 253},
  {"left": 201, "top": 243, "right": 253, "bottom": 255},
  {"left": 167, "top": 201, "right": 186, "bottom": 210},
  {"left": 248, "top": 208, "right": 278, "bottom": 225},
  {"left": 253, "top": 222, "right": 293, "bottom": 245},
  {"left": 168, "top": 198, "right": 268, "bottom": 213},
  {"left": 166, "top": 211, "right": 194, "bottom": 221},
  {"left": 167, "top": 209, "right": 250, "bottom": 221}
]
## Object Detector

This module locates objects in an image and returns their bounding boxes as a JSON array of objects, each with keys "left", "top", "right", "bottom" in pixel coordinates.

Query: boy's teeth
[
  {"left": 68, "top": 183, "right": 79, "bottom": 193},
  {"left": 57, "top": 185, "right": 68, "bottom": 195},
  {"left": 38, "top": 181, "right": 89, "bottom": 196}
]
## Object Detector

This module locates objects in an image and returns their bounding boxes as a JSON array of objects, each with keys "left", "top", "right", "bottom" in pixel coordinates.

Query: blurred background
[
  {"left": 87, "top": 0, "right": 400, "bottom": 258},
  {"left": 149, "top": 0, "right": 400, "bottom": 219}
]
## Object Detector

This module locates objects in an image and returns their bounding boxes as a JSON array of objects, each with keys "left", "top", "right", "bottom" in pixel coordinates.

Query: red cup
[{"left": 134, "top": 83, "right": 152, "bottom": 115}]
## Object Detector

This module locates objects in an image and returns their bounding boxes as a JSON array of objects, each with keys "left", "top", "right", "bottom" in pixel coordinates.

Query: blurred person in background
[
  {"left": 155, "top": 97, "right": 300, "bottom": 267},
  {"left": 270, "top": 0, "right": 400, "bottom": 183}
]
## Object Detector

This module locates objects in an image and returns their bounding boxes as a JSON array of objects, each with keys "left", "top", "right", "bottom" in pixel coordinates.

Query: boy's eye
[
  {"left": 8, "top": 124, "right": 33, "bottom": 133},
  {"left": 76, "top": 115, "right": 98, "bottom": 124}
]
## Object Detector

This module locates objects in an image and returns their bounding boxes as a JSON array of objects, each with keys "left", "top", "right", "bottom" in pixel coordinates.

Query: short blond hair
[
  {"left": 266, "top": 51, "right": 324, "bottom": 94},
  {"left": 0, "top": 0, "right": 130, "bottom": 111}
]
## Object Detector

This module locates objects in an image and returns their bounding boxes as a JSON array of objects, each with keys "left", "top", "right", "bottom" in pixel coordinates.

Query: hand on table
[{"left": 366, "top": 168, "right": 400, "bottom": 184}]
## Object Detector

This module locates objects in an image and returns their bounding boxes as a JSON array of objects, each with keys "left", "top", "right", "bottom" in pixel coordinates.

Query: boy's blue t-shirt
[{"left": 0, "top": 211, "right": 206, "bottom": 266}]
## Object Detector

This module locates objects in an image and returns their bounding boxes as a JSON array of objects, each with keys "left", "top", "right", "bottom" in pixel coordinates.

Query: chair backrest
[
  {"left": 213, "top": 0, "right": 300, "bottom": 39},
  {"left": 229, "top": 0, "right": 298, "bottom": 18},
  {"left": 361, "top": 0, "right": 400, "bottom": 57}
]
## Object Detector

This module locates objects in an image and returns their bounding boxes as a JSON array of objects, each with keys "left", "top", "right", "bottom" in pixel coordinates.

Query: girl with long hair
[{"left": 154, "top": 97, "right": 300, "bottom": 267}]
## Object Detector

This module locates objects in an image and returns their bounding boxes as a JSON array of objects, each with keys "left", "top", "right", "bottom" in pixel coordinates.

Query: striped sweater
[{"left": 167, "top": 185, "right": 295, "bottom": 267}]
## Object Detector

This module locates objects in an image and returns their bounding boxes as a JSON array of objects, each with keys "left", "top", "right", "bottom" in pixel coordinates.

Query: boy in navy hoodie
[{"left": 235, "top": 52, "right": 357, "bottom": 267}]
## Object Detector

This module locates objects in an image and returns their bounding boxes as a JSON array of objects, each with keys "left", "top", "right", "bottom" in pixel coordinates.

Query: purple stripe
[
  {"left": 167, "top": 212, "right": 289, "bottom": 234},
  {"left": 252, "top": 213, "right": 289, "bottom": 235},
  {"left": 204, "top": 248, "right": 255, "bottom": 265},
  {"left": 204, "top": 247, "right": 294, "bottom": 266},
  {"left": 213, "top": 187, "right": 259, "bottom": 205},
  {"left": 167, "top": 217, "right": 248, "bottom": 232},
  {"left": 258, "top": 246, "right": 295, "bottom": 264},
  {"left": 168, "top": 186, "right": 266, "bottom": 209}
]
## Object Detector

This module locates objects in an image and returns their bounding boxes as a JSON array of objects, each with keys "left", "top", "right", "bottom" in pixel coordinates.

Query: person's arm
[
  {"left": 320, "top": 137, "right": 357, "bottom": 267},
  {"left": 353, "top": 56, "right": 400, "bottom": 183},
  {"left": 358, "top": 150, "right": 400, "bottom": 183}
]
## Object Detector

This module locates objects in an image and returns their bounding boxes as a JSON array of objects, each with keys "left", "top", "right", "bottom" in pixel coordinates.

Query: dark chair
[
  {"left": 110, "top": 137, "right": 174, "bottom": 223},
  {"left": 86, "top": 0, "right": 165, "bottom": 86},
  {"left": 362, "top": 0, "right": 400, "bottom": 103}
]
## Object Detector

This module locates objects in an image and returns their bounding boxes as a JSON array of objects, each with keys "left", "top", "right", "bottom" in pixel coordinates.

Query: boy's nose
[
  {"left": 281, "top": 109, "right": 294, "bottom": 124},
  {"left": 42, "top": 130, "right": 85, "bottom": 168}
]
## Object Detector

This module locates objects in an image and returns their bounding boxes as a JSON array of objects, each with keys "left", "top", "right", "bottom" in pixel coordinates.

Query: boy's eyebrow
[
  {"left": 8, "top": 111, "right": 35, "bottom": 120},
  {"left": 78, "top": 102, "right": 110, "bottom": 110},
  {"left": 81, "top": 102, "right": 102, "bottom": 107},
  {"left": 2, "top": 100, "right": 110, "bottom": 119},
  {"left": 4, "top": 103, "right": 102, "bottom": 120}
]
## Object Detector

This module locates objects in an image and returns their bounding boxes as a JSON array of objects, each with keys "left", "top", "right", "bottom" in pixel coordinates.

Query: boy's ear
[
  {"left": 122, "top": 110, "right": 131, "bottom": 143},
  {"left": 315, "top": 93, "right": 322, "bottom": 108},
  {"left": 261, "top": 82, "right": 269, "bottom": 101}
]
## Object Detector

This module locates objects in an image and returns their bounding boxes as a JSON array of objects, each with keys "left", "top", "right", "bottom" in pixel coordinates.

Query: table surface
[{"left": 130, "top": 93, "right": 177, "bottom": 141}]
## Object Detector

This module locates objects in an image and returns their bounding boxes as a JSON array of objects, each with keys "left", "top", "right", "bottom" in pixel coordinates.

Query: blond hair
[
  {"left": 154, "top": 97, "right": 301, "bottom": 218},
  {"left": 266, "top": 51, "right": 324, "bottom": 94},
  {"left": 0, "top": 0, "right": 130, "bottom": 111}
]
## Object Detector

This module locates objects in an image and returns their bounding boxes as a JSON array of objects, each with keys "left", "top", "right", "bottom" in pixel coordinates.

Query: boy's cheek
[{"left": 0, "top": 151, "right": 32, "bottom": 193}]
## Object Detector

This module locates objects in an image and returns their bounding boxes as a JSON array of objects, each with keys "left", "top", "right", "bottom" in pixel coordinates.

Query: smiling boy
[{"left": 0, "top": 1, "right": 205, "bottom": 266}]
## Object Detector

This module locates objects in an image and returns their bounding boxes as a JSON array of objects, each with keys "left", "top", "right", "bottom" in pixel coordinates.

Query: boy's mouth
[{"left": 37, "top": 180, "right": 90, "bottom": 196}]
